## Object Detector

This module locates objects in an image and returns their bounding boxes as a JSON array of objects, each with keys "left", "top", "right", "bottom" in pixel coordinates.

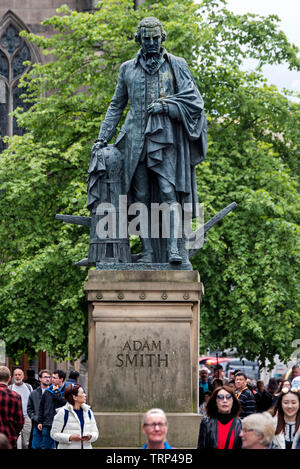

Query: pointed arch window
[{"left": 0, "top": 11, "right": 41, "bottom": 152}]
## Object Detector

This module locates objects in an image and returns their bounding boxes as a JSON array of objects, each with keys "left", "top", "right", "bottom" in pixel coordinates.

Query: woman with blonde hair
[
  {"left": 141, "top": 408, "right": 173, "bottom": 449},
  {"left": 239, "top": 412, "right": 277, "bottom": 449}
]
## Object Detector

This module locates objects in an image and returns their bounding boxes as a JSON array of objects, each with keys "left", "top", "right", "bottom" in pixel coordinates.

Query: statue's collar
[{"left": 134, "top": 47, "right": 169, "bottom": 68}]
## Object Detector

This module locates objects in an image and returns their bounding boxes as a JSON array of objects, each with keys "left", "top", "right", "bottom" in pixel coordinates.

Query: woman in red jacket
[{"left": 197, "top": 386, "right": 242, "bottom": 449}]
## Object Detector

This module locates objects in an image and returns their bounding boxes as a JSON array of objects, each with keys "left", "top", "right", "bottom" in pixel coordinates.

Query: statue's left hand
[
  {"left": 92, "top": 139, "right": 107, "bottom": 154},
  {"left": 147, "top": 101, "right": 164, "bottom": 115}
]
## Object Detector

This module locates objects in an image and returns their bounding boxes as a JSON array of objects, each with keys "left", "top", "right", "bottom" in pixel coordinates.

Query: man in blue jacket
[{"left": 37, "top": 369, "right": 66, "bottom": 449}]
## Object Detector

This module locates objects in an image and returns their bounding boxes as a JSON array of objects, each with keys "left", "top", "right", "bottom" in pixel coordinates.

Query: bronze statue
[
  {"left": 88, "top": 17, "right": 207, "bottom": 267},
  {"left": 55, "top": 18, "right": 237, "bottom": 268}
]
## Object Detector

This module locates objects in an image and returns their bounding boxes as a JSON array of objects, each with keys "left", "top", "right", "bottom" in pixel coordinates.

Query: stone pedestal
[{"left": 84, "top": 270, "right": 204, "bottom": 448}]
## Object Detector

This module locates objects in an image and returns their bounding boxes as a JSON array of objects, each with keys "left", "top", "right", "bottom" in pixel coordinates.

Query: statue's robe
[{"left": 98, "top": 48, "right": 206, "bottom": 208}]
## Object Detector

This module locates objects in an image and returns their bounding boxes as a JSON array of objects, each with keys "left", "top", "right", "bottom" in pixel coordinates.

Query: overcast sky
[{"left": 224, "top": 0, "right": 300, "bottom": 95}]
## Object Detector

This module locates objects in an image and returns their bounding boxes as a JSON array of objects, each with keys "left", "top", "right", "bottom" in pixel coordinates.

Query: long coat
[{"left": 98, "top": 48, "right": 207, "bottom": 217}]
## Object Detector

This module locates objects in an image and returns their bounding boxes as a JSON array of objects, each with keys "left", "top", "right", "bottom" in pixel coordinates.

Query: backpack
[{"left": 56, "top": 408, "right": 92, "bottom": 449}]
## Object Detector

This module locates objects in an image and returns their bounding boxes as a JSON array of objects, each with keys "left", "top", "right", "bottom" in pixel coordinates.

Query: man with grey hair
[
  {"left": 142, "top": 408, "right": 173, "bottom": 449},
  {"left": 239, "top": 412, "right": 279, "bottom": 449},
  {"left": 9, "top": 367, "right": 33, "bottom": 449},
  {"left": 91, "top": 16, "right": 207, "bottom": 265},
  {"left": 0, "top": 365, "right": 24, "bottom": 449}
]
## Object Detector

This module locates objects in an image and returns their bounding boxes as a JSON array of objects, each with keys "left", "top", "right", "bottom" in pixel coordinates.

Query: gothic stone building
[
  {"left": 0, "top": 1, "right": 97, "bottom": 152},
  {"left": 0, "top": 0, "right": 144, "bottom": 147}
]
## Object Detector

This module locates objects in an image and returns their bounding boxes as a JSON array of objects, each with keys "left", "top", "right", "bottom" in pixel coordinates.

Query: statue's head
[{"left": 135, "top": 17, "right": 166, "bottom": 55}]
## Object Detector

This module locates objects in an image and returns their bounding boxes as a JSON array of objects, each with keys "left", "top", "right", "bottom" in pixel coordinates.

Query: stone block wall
[{"left": 0, "top": 0, "right": 95, "bottom": 36}]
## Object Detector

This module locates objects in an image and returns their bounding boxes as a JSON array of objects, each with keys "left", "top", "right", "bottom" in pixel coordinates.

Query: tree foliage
[{"left": 0, "top": 0, "right": 299, "bottom": 366}]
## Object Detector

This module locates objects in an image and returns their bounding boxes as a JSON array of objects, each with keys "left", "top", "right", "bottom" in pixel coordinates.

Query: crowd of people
[
  {"left": 0, "top": 363, "right": 300, "bottom": 450},
  {"left": 0, "top": 365, "right": 98, "bottom": 450},
  {"left": 198, "top": 363, "right": 300, "bottom": 449}
]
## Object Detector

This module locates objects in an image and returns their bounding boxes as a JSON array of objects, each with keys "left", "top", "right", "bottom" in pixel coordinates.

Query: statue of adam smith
[{"left": 92, "top": 17, "right": 207, "bottom": 264}]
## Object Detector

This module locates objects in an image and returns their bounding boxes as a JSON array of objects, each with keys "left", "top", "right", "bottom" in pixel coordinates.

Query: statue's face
[{"left": 140, "top": 26, "right": 162, "bottom": 55}]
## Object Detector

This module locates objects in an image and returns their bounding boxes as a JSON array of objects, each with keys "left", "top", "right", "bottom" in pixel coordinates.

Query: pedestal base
[
  {"left": 93, "top": 412, "right": 201, "bottom": 449},
  {"left": 85, "top": 270, "right": 203, "bottom": 448}
]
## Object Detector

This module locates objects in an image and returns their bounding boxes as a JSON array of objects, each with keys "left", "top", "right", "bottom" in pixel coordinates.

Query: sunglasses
[
  {"left": 217, "top": 394, "right": 232, "bottom": 400},
  {"left": 282, "top": 387, "right": 299, "bottom": 394}
]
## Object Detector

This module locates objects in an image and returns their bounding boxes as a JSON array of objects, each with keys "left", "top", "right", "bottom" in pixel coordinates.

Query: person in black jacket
[
  {"left": 255, "top": 380, "right": 273, "bottom": 413},
  {"left": 24, "top": 369, "right": 40, "bottom": 390},
  {"left": 197, "top": 385, "right": 242, "bottom": 449},
  {"left": 27, "top": 369, "right": 51, "bottom": 449},
  {"left": 37, "top": 369, "right": 66, "bottom": 449}
]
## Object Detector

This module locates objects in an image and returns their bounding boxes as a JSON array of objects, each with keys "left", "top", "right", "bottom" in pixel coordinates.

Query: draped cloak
[{"left": 91, "top": 48, "right": 207, "bottom": 219}]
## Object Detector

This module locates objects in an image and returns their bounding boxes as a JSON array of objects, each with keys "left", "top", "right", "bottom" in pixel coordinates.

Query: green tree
[{"left": 0, "top": 0, "right": 299, "bottom": 366}]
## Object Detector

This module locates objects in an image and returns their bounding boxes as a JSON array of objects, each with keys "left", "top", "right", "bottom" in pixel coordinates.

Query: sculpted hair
[
  {"left": 135, "top": 17, "right": 167, "bottom": 43},
  {"left": 206, "top": 386, "right": 241, "bottom": 418},
  {"left": 242, "top": 412, "right": 275, "bottom": 446}
]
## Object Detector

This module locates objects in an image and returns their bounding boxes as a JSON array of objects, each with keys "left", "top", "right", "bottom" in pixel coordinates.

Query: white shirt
[{"left": 11, "top": 383, "right": 32, "bottom": 417}]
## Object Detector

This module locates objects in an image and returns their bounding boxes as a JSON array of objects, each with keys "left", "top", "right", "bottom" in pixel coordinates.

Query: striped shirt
[{"left": 235, "top": 387, "right": 256, "bottom": 419}]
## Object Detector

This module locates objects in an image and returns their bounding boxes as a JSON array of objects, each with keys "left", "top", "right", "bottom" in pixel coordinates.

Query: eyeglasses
[
  {"left": 144, "top": 422, "right": 167, "bottom": 429},
  {"left": 216, "top": 394, "right": 232, "bottom": 400},
  {"left": 242, "top": 428, "right": 255, "bottom": 433}
]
